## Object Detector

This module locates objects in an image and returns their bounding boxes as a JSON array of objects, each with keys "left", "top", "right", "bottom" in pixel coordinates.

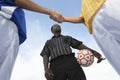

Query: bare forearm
[
  {"left": 79, "top": 44, "right": 101, "bottom": 59},
  {"left": 79, "top": 44, "right": 92, "bottom": 51},
  {"left": 63, "top": 16, "right": 84, "bottom": 23},
  {"left": 14, "top": 0, "right": 52, "bottom": 15},
  {"left": 43, "top": 55, "right": 49, "bottom": 72}
]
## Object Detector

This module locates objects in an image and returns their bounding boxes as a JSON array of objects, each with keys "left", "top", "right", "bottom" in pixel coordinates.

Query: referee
[{"left": 40, "top": 24, "right": 104, "bottom": 80}]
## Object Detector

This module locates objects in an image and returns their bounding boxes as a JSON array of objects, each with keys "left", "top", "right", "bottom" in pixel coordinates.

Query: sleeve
[
  {"left": 5, "top": 0, "right": 16, "bottom": 5},
  {"left": 70, "top": 36, "right": 83, "bottom": 49},
  {"left": 80, "top": 14, "right": 83, "bottom": 17},
  {"left": 40, "top": 41, "right": 50, "bottom": 57},
  {"left": 80, "top": 13, "right": 86, "bottom": 25}
]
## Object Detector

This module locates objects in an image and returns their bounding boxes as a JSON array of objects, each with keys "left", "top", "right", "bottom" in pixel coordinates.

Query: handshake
[
  {"left": 48, "top": 10, "right": 84, "bottom": 24},
  {"left": 48, "top": 10, "right": 65, "bottom": 23}
]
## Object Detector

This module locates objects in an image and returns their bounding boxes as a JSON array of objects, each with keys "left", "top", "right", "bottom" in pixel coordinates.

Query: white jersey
[
  {"left": 0, "top": 0, "right": 26, "bottom": 80},
  {"left": 92, "top": 0, "right": 120, "bottom": 75},
  {"left": 0, "top": 0, "right": 26, "bottom": 44}
]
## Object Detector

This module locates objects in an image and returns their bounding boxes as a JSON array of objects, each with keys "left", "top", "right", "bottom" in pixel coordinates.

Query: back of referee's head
[{"left": 51, "top": 24, "right": 61, "bottom": 36}]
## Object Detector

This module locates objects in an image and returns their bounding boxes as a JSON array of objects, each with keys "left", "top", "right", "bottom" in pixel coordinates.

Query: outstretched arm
[
  {"left": 63, "top": 16, "right": 84, "bottom": 23},
  {"left": 14, "top": 0, "right": 62, "bottom": 18},
  {"left": 50, "top": 15, "right": 84, "bottom": 23}
]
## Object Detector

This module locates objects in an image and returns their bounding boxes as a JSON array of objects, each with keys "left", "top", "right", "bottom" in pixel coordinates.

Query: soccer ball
[{"left": 77, "top": 49, "right": 94, "bottom": 67}]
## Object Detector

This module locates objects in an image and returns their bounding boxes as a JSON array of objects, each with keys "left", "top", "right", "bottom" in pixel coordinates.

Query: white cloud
[
  {"left": 82, "top": 59, "right": 120, "bottom": 80},
  {"left": 11, "top": 49, "right": 46, "bottom": 80}
]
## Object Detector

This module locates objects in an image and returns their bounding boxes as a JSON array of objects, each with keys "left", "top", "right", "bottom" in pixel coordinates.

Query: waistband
[{"left": 50, "top": 53, "right": 75, "bottom": 63}]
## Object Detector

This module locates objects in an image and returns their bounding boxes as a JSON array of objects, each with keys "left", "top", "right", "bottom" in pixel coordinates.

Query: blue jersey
[{"left": 0, "top": 0, "right": 26, "bottom": 44}]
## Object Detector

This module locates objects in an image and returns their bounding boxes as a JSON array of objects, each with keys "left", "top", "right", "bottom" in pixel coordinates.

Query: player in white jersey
[{"left": 0, "top": 0, "right": 63, "bottom": 80}]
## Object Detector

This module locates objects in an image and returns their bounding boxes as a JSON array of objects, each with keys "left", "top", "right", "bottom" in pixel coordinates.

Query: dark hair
[{"left": 51, "top": 24, "right": 61, "bottom": 32}]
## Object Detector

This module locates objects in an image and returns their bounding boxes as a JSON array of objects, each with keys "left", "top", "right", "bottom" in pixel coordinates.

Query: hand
[
  {"left": 91, "top": 50, "right": 105, "bottom": 63},
  {"left": 49, "top": 11, "right": 64, "bottom": 23},
  {"left": 45, "top": 68, "right": 54, "bottom": 80},
  {"left": 97, "top": 57, "right": 106, "bottom": 63},
  {"left": 94, "top": 52, "right": 105, "bottom": 63}
]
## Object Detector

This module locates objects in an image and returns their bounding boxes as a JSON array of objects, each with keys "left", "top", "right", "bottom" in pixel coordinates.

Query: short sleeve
[
  {"left": 70, "top": 37, "right": 83, "bottom": 49},
  {"left": 8, "top": 0, "right": 15, "bottom": 4},
  {"left": 40, "top": 41, "right": 50, "bottom": 57},
  {"left": 1, "top": 0, "right": 16, "bottom": 5},
  {"left": 80, "top": 14, "right": 83, "bottom": 17}
]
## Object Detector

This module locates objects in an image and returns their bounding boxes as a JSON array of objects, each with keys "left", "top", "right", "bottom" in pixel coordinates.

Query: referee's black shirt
[{"left": 40, "top": 35, "right": 82, "bottom": 60}]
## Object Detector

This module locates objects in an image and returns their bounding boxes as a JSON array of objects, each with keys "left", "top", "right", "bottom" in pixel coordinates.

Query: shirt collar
[{"left": 52, "top": 35, "right": 63, "bottom": 39}]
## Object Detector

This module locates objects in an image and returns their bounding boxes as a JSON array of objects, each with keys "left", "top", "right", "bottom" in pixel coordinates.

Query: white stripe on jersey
[{"left": 0, "top": 6, "right": 17, "bottom": 19}]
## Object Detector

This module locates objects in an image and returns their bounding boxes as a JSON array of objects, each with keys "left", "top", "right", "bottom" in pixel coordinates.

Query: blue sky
[{"left": 11, "top": 0, "right": 120, "bottom": 80}]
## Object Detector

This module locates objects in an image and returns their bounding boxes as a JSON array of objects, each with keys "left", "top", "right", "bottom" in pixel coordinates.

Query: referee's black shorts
[{"left": 50, "top": 54, "right": 86, "bottom": 80}]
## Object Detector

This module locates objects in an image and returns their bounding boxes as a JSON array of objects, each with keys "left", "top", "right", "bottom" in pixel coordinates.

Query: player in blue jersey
[{"left": 0, "top": 0, "right": 63, "bottom": 80}]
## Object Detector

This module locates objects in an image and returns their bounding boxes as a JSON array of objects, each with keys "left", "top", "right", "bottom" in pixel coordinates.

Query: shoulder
[
  {"left": 62, "top": 35, "right": 72, "bottom": 39},
  {"left": 45, "top": 39, "right": 52, "bottom": 46},
  {"left": 5, "top": 0, "right": 16, "bottom": 5},
  {"left": 46, "top": 39, "right": 51, "bottom": 44},
  {"left": 61, "top": 35, "right": 72, "bottom": 43}
]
